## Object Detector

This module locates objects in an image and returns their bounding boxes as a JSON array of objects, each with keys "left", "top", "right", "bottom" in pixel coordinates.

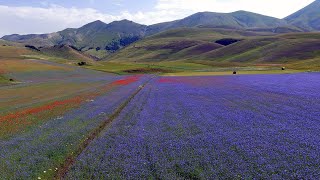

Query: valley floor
[{"left": 0, "top": 55, "right": 319, "bottom": 179}]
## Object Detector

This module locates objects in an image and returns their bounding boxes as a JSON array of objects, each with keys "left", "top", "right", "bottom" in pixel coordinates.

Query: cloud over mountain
[{"left": 0, "top": 0, "right": 315, "bottom": 37}]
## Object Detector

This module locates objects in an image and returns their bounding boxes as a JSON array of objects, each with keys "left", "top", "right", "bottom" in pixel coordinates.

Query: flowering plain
[
  {"left": 1, "top": 47, "right": 319, "bottom": 179},
  {"left": 66, "top": 73, "right": 320, "bottom": 179},
  {"left": 0, "top": 55, "right": 151, "bottom": 179}
]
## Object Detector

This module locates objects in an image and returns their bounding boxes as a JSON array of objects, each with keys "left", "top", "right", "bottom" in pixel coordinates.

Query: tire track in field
[{"left": 55, "top": 77, "right": 154, "bottom": 179}]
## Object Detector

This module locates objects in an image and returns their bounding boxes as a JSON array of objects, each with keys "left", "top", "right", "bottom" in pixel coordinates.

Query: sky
[{"left": 0, "top": 0, "right": 315, "bottom": 37}]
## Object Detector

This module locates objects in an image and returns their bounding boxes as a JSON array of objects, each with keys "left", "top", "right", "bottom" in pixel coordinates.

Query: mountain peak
[
  {"left": 85, "top": 20, "right": 106, "bottom": 26},
  {"left": 108, "top": 19, "right": 142, "bottom": 26},
  {"left": 285, "top": 0, "right": 320, "bottom": 31}
]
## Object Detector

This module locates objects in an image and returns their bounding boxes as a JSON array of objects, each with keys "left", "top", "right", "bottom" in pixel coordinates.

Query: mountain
[
  {"left": 199, "top": 33, "right": 320, "bottom": 63},
  {"left": 147, "top": 11, "right": 290, "bottom": 34},
  {"left": 2, "top": 11, "right": 294, "bottom": 46},
  {"left": 108, "top": 26, "right": 320, "bottom": 66},
  {"left": 107, "top": 27, "right": 276, "bottom": 62},
  {"left": 285, "top": 0, "right": 320, "bottom": 31},
  {"left": 2, "top": 20, "right": 147, "bottom": 58},
  {"left": 1, "top": 7, "right": 314, "bottom": 59}
]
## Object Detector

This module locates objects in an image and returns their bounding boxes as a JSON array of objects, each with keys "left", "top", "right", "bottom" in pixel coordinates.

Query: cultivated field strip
[
  {"left": 56, "top": 76, "right": 154, "bottom": 179},
  {"left": 0, "top": 74, "right": 152, "bottom": 179}
]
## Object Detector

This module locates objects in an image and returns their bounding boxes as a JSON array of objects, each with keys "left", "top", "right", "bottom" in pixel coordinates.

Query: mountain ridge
[
  {"left": 1, "top": 10, "right": 296, "bottom": 41},
  {"left": 2, "top": 2, "right": 319, "bottom": 59},
  {"left": 285, "top": 0, "right": 320, "bottom": 31}
]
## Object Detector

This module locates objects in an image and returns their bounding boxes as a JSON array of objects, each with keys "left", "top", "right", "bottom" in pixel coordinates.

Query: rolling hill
[
  {"left": 38, "top": 45, "right": 96, "bottom": 63},
  {"left": 147, "top": 11, "right": 291, "bottom": 34},
  {"left": 2, "top": 20, "right": 147, "bottom": 59},
  {"left": 199, "top": 33, "right": 320, "bottom": 63},
  {"left": 107, "top": 27, "right": 273, "bottom": 62},
  {"left": 1, "top": 1, "right": 319, "bottom": 67},
  {"left": 108, "top": 27, "right": 320, "bottom": 68},
  {"left": 285, "top": 0, "right": 320, "bottom": 31},
  {"left": 1, "top": 8, "right": 308, "bottom": 60}
]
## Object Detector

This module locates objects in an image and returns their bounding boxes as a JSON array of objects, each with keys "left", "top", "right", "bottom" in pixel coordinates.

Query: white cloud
[
  {"left": 0, "top": 0, "right": 315, "bottom": 37},
  {"left": 0, "top": 4, "right": 184, "bottom": 37},
  {"left": 155, "top": 0, "right": 315, "bottom": 18}
]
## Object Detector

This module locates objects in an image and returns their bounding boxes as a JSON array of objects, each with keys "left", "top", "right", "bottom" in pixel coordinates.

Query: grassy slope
[
  {"left": 0, "top": 45, "right": 37, "bottom": 59},
  {"left": 0, "top": 75, "right": 9, "bottom": 84},
  {"left": 0, "top": 45, "right": 34, "bottom": 84},
  {"left": 39, "top": 45, "right": 95, "bottom": 63},
  {"left": 84, "top": 49, "right": 110, "bottom": 59},
  {"left": 195, "top": 33, "right": 320, "bottom": 70},
  {"left": 108, "top": 28, "right": 272, "bottom": 62},
  {"left": 2, "top": 29, "right": 319, "bottom": 76},
  {"left": 0, "top": 39, "right": 25, "bottom": 47},
  {"left": 107, "top": 28, "right": 320, "bottom": 71},
  {"left": 0, "top": 45, "right": 107, "bottom": 111},
  {"left": 285, "top": 0, "right": 320, "bottom": 31}
]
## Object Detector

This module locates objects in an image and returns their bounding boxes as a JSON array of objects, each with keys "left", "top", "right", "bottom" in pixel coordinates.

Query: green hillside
[
  {"left": 2, "top": 20, "right": 146, "bottom": 59},
  {"left": 199, "top": 34, "right": 320, "bottom": 63},
  {"left": 2, "top": 4, "right": 320, "bottom": 72},
  {"left": 285, "top": 0, "right": 320, "bottom": 31},
  {"left": 2, "top": 10, "right": 301, "bottom": 60},
  {"left": 38, "top": 45, "right": 95, "bottom": 63},
  {"left": 108, "top": 28, "right": 276, "bottom": 62},
  {"left": 0, "top": 39, "right": 24, "bottom": 47},
  {"left": 108, "top": 27, "right": 320, "bottom": 70},
  {"left": 147, "top": 11, "right": 290, "bottom": 34}
]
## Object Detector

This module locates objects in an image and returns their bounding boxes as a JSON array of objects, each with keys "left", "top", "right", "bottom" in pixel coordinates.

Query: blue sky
[{"left": 0, "top": 0, "right": 315, "bottom": 37}]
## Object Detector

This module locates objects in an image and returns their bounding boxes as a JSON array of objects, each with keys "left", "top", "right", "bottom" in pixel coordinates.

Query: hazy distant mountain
[
  {"left": 2, "top": 20, "right": 147, "bottom": 52},
  {"left": 147, "top": 11, "right": 289, "bottom": 34},
  {"left": 285, "top": 0, "right": 320, "bottom": 31},
  {"left": 2, "top": 11, "right": 293, "bottom": 47},
  {"left": 2, "top": 4, "right": 318, "bottom": 59}
]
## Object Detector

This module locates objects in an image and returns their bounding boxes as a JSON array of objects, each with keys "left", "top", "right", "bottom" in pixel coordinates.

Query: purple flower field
[
  {"left": 0, "top": 64, "right": 152, "bottom": 179},
  {"left": 66, "top": 73, "right": 320, "bottom": 179}
]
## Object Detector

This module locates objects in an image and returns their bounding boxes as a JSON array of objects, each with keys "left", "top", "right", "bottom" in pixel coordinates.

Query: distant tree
[
  {"left": 215, "top": 39, "right": 241, "bottom": 46},
  {"left": 105, "top": 41, "right": 120, "bottom": 51},
  {"left": 25, "top": 45, "right": 40, "bottom": 51},
  {"left": 69, "top": 45, "right": 80, "bottom": 51},
  {"left": 78, "top": 62, "right": 87, "bottom": 66},
  {"left": 96, "top": 47, "right": 101, "bottom": 51},
  {"left": 119, "top": 36, "right": 140, "bottom": 47}
]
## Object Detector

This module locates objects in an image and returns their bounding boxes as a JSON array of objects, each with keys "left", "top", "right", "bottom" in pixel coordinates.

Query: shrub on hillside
[{"left": 25, "top": 45, "right": 40, "bottom": 51}]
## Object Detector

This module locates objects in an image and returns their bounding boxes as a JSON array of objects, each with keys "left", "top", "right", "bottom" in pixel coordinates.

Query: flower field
[
  {"left": 65, "top": 73, "right": 320, "bottom": 179},
  {"left": 1, "top": 56, "right": 319, "bottom": 179},
  {"left": 0, "top": 57, "right": 152, "bottom": 179}
]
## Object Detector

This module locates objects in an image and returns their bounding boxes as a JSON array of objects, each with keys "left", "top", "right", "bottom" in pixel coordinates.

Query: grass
[
  {"left": 0, "top": 59, "right": 70, "bottom": 73},
  {"left": 39, "top": 45, "right": 94, "bottom": 63},
  {"left": 85, "top": 61, "right": 214, "bottom": 75},
  {"left": 0, "top": 46, "right": 36, "bottom": 58},
  {"left": 84, "top": 49, "right": 109, "bottom": 59},
  {"left": 163, "top": 69, "right": 302, "bottom": 76},
  {"left": 0, "top": 75, "right": 9, "bottom": 84},
  {"left": 107, "top": 28, "right": 259, "bottom": 62},
  {"left": 106, "top": 29, "right": 320, "bottom": 72},
  {"left": 2, "top": 34, "right": 318, "bottom": 77},
  {"left": 85, "top": 60, "right": 311, "bottom": 76}
]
